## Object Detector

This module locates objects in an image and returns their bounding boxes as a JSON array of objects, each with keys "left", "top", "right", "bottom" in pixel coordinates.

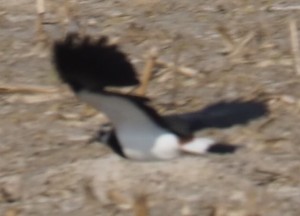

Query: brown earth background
[{"left": 1, "top": 0, "right": 300, "bottom": 216}]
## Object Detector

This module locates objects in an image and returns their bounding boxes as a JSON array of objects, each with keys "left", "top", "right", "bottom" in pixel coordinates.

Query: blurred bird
[{"left": 53, "top": 33, "right": 264, "bottom": 161}]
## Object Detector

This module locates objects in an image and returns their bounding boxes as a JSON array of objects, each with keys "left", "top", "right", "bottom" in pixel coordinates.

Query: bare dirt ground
[{"left": 1, "top": 0, "right": 300, "bottom": 215}]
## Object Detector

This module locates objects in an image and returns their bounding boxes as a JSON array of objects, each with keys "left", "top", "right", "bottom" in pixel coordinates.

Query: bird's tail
[{"left": 180, "top": 137, "right": 238, "bottom": 154}]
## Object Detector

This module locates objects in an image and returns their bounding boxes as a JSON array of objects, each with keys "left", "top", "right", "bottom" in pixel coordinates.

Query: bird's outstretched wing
[
  {"left": 52, "top": 34, "right": 192, "bottom": 138},
  {"left": 53, "top": 33, "right": 140, "bottom": 91},
  {"left": 164, "top": 100, "right": 268, "bottom": 132}
]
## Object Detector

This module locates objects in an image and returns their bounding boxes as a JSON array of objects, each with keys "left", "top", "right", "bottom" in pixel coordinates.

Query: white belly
[{"left": 123, "top": 133, "right": 180, "bottom": 161}]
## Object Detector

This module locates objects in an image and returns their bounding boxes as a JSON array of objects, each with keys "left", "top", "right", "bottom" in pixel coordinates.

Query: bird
[{"left": 52, "top": 33, "right": 240, "bottom": 161}]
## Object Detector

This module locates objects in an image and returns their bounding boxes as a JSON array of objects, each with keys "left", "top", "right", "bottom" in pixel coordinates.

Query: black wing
[
  {"left": 164, "top": 100, "right": 268, "bottom": 132},
  {"left": 53, "top": 33, "right": 139, "bottom": 91}
]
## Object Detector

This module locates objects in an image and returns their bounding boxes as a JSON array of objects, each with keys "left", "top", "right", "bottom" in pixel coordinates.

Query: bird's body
[
  {"left": 78, "top": 90, "right": 181, "bottom": 160},
  {"left": 78, "top": 89, "right": 220, "bottom": 160}
]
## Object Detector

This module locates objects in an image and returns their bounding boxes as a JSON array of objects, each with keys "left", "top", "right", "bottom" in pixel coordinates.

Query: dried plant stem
[
  {"left": 64, "top": 0, "right": 72, "bottom": 24},
  {"left": 267, "top": 5, "right": 300, "bottom": 11},
  {"left": 155, "top": 59, "right": 197, "bottom": 77},
  {"left": 136, "top": 49, "right": 158, "bottom": 96},
  {"left": 35, "top": 0, "right": 46, "bottom": 42},
  {"left": 132, "top": 193, "right": 149, "bottom": 216},
  {"left": 0, "top": 84, "right": 59, "bottom": 94},
  {"left": 171, "top": 44, "right": 181, "bottom": 107},
  {"left": 36, "top": 0, "right": 45, "bottom": 14},
  {"left": 229, "top": 31, "right": 255, "bottom": 58},
  {"left": 216, "top": 25, "right": 236, "bottom": 52},
  {"left": 289, "top": 17, "right": 300, "bottom": 76}
]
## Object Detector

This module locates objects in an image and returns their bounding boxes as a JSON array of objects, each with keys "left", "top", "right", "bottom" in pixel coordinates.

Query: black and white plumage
[{"left": 52, "top": 33, "right": 240, "bottom": 161}]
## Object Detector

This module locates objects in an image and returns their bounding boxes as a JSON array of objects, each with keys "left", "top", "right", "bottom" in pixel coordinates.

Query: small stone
[
  {"left": 181, "top": 205, "right": 192, "bottom": 216},
  {"left": 107, "top": 10, "right": 124, "bottom": 17},
  {"left": 87, "top": 18, "right": 97, "bottom": 26},
  {"left": 4, "top": 208, "right": 21, "bottom": 216}
]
